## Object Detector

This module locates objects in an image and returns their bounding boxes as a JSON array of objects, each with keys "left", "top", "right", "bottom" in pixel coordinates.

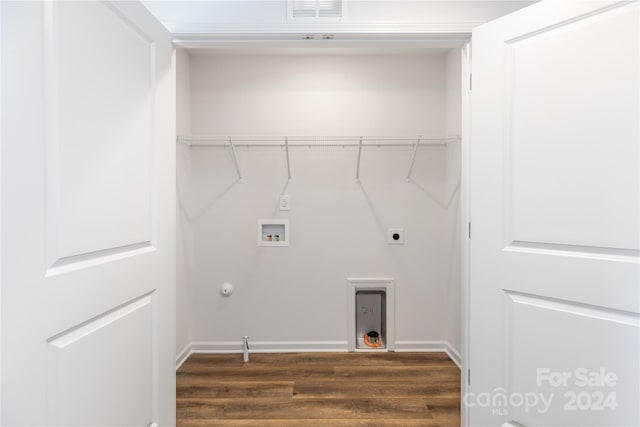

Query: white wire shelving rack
[{"left": 177, "top": 135, "right": 460, "bottom": 182}]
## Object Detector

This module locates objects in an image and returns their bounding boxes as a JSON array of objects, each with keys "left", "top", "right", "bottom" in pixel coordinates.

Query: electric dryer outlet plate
[{"left": 388, "top": 228, "right": 404, "bottom": 244}]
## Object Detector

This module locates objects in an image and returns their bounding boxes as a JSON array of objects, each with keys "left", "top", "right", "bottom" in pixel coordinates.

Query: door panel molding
[
  {"left": 505, "top": 290, "right": 639, "bottom": 425},
  {"left": 501, "top": 1, "right": 639, "bottom": 252},
  {"left": 505, "top": 290, "right": 640, "bottom": 327},
  {"left": 47, "top": 292, "right": 154, "bottom": 348},
  {"left": 43, "top": 0, "right": 157, "bottom": 268},
  {"left": 47, "top": 292, "right": 156, "bottom": 426},
  {"left": 46, "top": 241, "right": 154, "bottom": 277},
  {"left": 504, "top": 241, "right": 639, "bottom": 263}
]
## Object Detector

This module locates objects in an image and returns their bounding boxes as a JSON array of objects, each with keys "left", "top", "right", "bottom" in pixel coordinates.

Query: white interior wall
[
  {"left": 189, "top": 52, "right": 447, "bottom": 136},
  {"left": 177, "top": 50, "right": 462, "bottom": 358},
  {"left": 176, "top": 49, "right": 193, "bottom": 358},
  {"left": 188, "top": 146, "right": 452, "bottom": 350}
]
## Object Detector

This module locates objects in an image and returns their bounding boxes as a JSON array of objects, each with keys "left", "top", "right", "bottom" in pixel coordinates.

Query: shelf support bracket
[
  {"left": 406, "top": 136, "right": 421, "bottom": 182},
  {"left": 355, "top": 136, "right": 363, "bottom": 182},
  {"left": 284, "top": 136, "right": 291, "bottom": 180},
  {"left": 228, "top": 136, "right": 242, "bottom": 182}
]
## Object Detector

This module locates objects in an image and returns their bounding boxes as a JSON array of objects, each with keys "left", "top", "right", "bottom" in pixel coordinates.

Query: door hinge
[
  {"left": 468, "top": 222, "right": 471, "bottom": 239},
  {"left": 468, "top": 368, "right": 471, "bottom": 385},
  {"left": 469, "top": 73, "right": 472, "bottom": 90}
]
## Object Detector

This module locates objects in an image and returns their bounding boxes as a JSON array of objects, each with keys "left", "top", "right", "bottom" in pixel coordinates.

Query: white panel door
[
  {"left": 2, "top": 1, "right": 175, "bottom": 425},
  {"left": 470, "top": 1, "right": 639, "bottom": 426}
]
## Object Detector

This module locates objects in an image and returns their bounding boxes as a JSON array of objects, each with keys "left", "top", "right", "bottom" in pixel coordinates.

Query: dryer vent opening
[{"left": 356, "top": 290, "right": 386, "bottom": 350}]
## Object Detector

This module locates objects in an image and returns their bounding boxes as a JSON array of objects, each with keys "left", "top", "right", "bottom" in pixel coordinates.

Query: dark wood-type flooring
[{"left": 177, "top": 352, "right": 460, "bottom": 426}]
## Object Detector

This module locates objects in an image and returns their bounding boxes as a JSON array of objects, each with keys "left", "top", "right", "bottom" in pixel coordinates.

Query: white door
[
  {"left": 470, "top": 1, "right": 639, "bottom": 426},
  {"left": 2, "top": 1, "right": 175, "bottom": 425}
]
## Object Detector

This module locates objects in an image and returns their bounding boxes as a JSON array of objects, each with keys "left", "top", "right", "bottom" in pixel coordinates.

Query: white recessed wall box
[{"left": 258, "top": 219, "right": 289, "bottom": 247}]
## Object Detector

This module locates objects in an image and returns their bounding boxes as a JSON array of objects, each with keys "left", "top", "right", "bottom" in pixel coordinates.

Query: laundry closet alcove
[{"left": 175, "top": 47, "right": 464, "bottom": 364}]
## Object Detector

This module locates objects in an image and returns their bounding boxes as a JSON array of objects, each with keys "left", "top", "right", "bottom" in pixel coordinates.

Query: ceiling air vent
[{"left": 289, "top": 0, "right": 344, "bottom": 21}]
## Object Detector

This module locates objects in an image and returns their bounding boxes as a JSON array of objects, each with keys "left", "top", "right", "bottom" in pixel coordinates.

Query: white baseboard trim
[
  {"left": 394, "top": 340, "right": 449, "bottom": 351},
  {"left": 176, "top": 340, "right": 461, "bottom": 369},
  {"left": 244, "top": 341, "right": 349, "bottom": 352},
  {"left": 190, "top": 341, "right": 241, "bottom": 354},
  {"left": 175, "top": 343, "right": 192, "bottom": 371},
  {"left": 178, "top": 340, "right": 348, "bottom": 364},
  {"left": 445, "top": 342, "right": 462, "bottom": 369},
  {"left": 395, "top": 340, "right": 462, "bottom": 369}
]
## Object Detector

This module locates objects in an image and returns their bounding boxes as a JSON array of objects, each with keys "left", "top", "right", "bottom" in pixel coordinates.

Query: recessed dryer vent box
[
  {"left": 356, "top": 290, "right": 386, "bottom": 350},
  {"left": 347, "top": 278, "right": 395, "bottom": 352},
  {"left": 258, "top": 219, "right": 289, "bottom": 246}
]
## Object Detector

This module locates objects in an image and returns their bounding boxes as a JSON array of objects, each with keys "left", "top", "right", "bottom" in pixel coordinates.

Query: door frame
[
  {"left": 162, "top": 0, "right": 490, "bottom": 417},
  {"left": 460, "top": 40, "right": 472, "bottom": 427},
  {"left": 0, "top": 1, "right": 3, "bottom": 420},
  {"left": 174, "top": 31, "right": 474, "bottom": 423}
]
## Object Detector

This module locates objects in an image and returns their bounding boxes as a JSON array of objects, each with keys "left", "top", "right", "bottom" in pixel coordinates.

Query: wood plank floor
[{"left": 177, "top": 352, "right": 460, "bottom": 426}]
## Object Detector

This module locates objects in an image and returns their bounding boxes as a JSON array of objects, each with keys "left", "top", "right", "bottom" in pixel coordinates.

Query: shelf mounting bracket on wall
[
  {"left": 284, "top": 136, "right": 291, "bottom": 180},
  {"left": 355, "top": 136, "right": 363, "bottom": 182},
  {"left": 228, "top": 136, "right": 242, "bottom": 182},
  {"left": 406, "top": 136, "right": 422, "bottom": 182}
]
